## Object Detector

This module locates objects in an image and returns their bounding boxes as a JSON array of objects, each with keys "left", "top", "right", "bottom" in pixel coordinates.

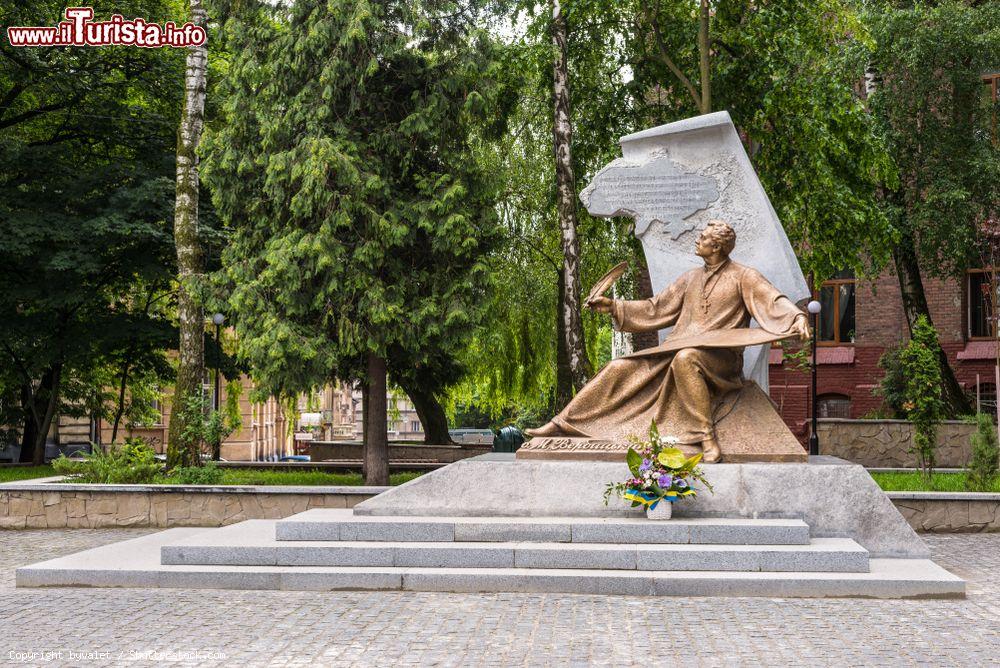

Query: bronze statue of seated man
[{"left": 526, "top": 220, "right": 811, "bottom": 463}]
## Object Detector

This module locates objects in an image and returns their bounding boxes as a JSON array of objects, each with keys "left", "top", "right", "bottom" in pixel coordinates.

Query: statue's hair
[{"left": 705, "top": 220, "right": 736, "bottom": 255}]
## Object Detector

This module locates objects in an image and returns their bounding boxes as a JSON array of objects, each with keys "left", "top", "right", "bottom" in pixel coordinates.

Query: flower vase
[{"left": 646, "top": 500, "right": 672, "bottom": 520}]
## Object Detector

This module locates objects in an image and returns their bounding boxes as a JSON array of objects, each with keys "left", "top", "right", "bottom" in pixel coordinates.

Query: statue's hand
[
  {"left": 587, "top": 296, "right": 614, "bottom": 314},
  {"left": 792, "top": 313, "right": 811, "bottom": 342}
]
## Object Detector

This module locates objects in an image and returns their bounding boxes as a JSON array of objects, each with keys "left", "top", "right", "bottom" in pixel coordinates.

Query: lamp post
[
  {"left": 211, "top": 313, "right": 225, "bottom": 413},
  {"left": 807, "top": 300, "right": 822, "bottom": 457}
]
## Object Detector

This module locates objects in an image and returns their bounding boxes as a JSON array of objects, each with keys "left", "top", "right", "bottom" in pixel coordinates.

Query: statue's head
[{"left": 695, "top": 220, "right": 736, "bottom": 259}]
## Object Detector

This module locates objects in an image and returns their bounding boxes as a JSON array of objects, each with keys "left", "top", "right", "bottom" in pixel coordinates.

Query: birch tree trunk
[
  {"left": 167, "top": 0, "right": 208, "bottom": 469},
  {"left": 551, "top": 0, "right": 591, "bottom": 396},
  {"left": 364, "top": 354, "right": 390, "bottom": 486},
  {"left": 698, "top": 0, "right": 711, "bottom": 114}
]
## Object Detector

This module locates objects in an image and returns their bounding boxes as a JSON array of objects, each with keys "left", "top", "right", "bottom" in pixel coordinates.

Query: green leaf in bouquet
[
  {"left": 626, "top": 447, "right": 643, "bottom": 477},
  {"left": 679, "top": 452, "right": 703, "bottom": 472},
  {"left": 657, "top": 447, "right": 686, "bottom": 469},
  {"left": 647, "top": 420, "right": 660, "bottom": 445}
]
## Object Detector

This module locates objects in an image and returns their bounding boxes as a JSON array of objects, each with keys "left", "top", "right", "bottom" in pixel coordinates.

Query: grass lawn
[
  {"left": 0, "top": 465, "right": 56, "bottom": 483},
  {"left": 163, "top": 469, "right": 425, "bottom": 487},
  {"left": 870, "top": 471, "right": 1000, "bottom": 493}
]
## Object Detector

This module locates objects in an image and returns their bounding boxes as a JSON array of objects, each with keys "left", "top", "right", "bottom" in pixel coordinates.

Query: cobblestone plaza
[{"left": 0, "top": 529, "right": 996, "bottom": 666}]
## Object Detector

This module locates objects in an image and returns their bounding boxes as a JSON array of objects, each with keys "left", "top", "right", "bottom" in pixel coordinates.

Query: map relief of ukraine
[{"left": 580, "top": 155, "right": 720, "bottom": 239}]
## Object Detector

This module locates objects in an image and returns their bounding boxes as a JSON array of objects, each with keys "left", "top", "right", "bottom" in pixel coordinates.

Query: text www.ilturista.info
[{"left": 7, "top": 7, "right": 206, "bottom": 48}]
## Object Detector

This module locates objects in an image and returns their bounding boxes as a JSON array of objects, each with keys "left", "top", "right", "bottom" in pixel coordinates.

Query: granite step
[
  {"left": 275, "top": 509, "right": 812, "bottom": 545},
  {"left": 16, "top": 528, "right": 963, "bottom": 599},
  {"left": 161, "top": 521, "right": 868, "bottom": 573}
]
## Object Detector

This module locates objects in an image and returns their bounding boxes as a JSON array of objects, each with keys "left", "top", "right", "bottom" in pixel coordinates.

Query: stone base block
[{"left": 353, "top": 455, "right": 929, "bottom": 558}]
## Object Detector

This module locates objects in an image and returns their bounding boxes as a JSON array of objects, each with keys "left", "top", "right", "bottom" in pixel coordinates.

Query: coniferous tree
[{"left": 202, "top": 0, "right": 506, "bottom": 480}]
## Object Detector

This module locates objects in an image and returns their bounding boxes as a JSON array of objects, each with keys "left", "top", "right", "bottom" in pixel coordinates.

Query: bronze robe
[{"left": 551, "top": 259, "right": 804, "bottom": 444}]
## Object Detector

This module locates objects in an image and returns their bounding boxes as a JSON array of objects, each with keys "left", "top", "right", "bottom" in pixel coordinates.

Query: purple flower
[
  {"left": 675, "top": 478, "right": 688, "bottom": 489},
  {"left": 658, "top": 474, "right": 673, "bottom": 488},
  {"left": 640, "top": 459, "right": 651, "bottom": 471}
]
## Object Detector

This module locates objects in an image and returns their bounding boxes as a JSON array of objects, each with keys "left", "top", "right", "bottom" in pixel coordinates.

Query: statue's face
[{"left": 694, "top": 229, "right": 720, "bottom": 258}]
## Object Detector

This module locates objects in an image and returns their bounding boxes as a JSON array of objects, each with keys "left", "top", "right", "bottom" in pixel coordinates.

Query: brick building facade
[{"left": 769, "top": 265, "right": 999, "bottom": 443}]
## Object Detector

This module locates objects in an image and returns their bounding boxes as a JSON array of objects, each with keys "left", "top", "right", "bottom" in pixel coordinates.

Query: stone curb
[
  {"left": 0, "top": 482, "right": 391, "bottom": 495},
  {"left": 886, "top": 491, "right": 1000, "bottom": 501}
]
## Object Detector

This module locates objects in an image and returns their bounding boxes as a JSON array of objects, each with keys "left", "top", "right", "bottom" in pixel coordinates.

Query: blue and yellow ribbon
[{"left": 622, "top": 487, "right": 696, "bottom": 509}]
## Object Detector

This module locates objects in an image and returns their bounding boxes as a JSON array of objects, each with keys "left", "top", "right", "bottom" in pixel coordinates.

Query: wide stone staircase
[{"left": 17, "top": 508, "right": 964, "bottom": 597}]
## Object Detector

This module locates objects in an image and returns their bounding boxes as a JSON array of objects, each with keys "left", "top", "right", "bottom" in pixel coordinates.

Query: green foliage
[
  {"left": 169, "top": 461, "right": 225, "bottom": 485},
  {"left": 896, "top": 316, "right": 947, "bottom": 479},
  {"left": 173, "top": 393, "right": 239, "bottom": 466},
  {"left": 625, "top": 0, "right": 898, "bottom": 282},
  {"left": 875, "top": 347, "right": 908, "bottom": 418},
  {"left": 201, "top": 0, "right": 507, "bottom": 410},
  {"left": 859, "top": 405, "right": 896, "bottom": 420},
  {"left": 52, "top": 438, "right": 162, "bottom": 484},
  {"left": 966, "top": 413, "right": 1000, "bottom": 492},
  {"left": 866, "top": 0, "right": 1000, "bottom": 278},
  {"left": 780, "top": 340, "right": 812, "bottom": 374},
  {"left": 0, "top": 0, "right": 198, "bottom": 462}
]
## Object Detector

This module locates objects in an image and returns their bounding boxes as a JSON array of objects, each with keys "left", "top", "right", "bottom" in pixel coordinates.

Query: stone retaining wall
[
  {"left": 0, "top": 484, "right": 385, "bottom": 529},
  {"left": 888, "top": 492, "right": 1000, "bottom": 533},
  {"left": 2, "top": 483, "right": 998, "bottom": 533},
  {"left": 817, "top": 419, "right": 975, "bottom": 468}
]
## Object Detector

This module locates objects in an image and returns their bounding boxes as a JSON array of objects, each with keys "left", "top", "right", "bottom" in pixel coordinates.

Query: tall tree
[
  {"left": 0, "top": 0, "right": 184, "bottom": 464},
  {"left": 167, "top": 0, "right": 211, "bottom": 468},
  {"left": 550, "top": 0, "right": 592, "bottom": 395},
  {"left": 202, "top": 0, "right": 506, "bottom": 483},
  {"left": 866, "top": 0, "right": 1000, "bottom": 415}
]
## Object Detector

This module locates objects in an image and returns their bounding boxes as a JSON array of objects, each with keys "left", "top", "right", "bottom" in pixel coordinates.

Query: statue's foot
[
  {"left": 701, "top": 436, "right": 722, "bottom": 463},
  {"left": 525, "top": 422, "right": 564, "bottom": 438}
]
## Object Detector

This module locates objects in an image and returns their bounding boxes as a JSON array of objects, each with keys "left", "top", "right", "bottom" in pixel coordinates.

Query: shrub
[
  {"left": 895, "top": 316, "right": 946, "bottom": 480},
  {"left": 966, "top": 413, "right": 1000, "bottom": 492},
  {"left": 875, "top": 347, "right": 907, "bottom": 418},
  {"left": 52, "top": 437, "right": 162, "bottom": 484},
  {"left": 170, "top": 461, "right": 225, "bottom": 485}
]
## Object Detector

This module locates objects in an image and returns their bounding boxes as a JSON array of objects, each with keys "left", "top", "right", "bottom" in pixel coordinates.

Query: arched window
[{"left": 817, "top": 394, "right": 852, "bottom": 419}]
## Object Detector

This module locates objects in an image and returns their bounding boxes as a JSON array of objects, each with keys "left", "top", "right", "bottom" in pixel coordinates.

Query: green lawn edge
[{"left": 870, "top": 470, "right": 1000, "bottom": 493}]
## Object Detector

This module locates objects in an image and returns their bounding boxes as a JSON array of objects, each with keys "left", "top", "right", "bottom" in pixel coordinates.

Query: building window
[
  {"left": 817, "top": 394, "right": 852, "bottom": 419},
  {"left": 968, "top": 269, "right": 999, "bottom": 339},
  {"left": 816, "top": 269, "right": 856, "bottom": 344}
]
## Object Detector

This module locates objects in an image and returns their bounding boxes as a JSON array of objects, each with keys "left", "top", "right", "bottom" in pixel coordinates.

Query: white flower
[{"left": 659, "top": 435, "right": 680, "bottom": 445}]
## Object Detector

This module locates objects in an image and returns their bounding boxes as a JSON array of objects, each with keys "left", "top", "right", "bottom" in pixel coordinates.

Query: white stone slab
[
  {"left": 580, "top": 111, "right": 810, "bottom": 389},
  {"left": 15, "top": 528, "right": 962, "bottom": 598},
  {"left": 276, "top": 509, "right": 809, "bottom": 545}
]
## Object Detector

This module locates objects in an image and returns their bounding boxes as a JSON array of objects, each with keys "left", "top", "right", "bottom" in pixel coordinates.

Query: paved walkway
[{"left": 0, "top": 529, "right": 997, "bottom": 666}]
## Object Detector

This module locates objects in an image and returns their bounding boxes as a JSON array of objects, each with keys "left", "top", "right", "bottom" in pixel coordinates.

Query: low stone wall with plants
[
  {"left": 889, "top": 492, "right": 1000, "bottom": 533},
  {"left": 0, "top": 483, "right": 385, "bottom": 529},
  {"left": 817, "top": 419, "right": 975, "bottom": 468}
]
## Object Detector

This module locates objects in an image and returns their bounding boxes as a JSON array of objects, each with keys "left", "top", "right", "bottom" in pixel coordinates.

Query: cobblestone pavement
[{"left": 0, "top": 529, "right": 997, "bottom": 667}]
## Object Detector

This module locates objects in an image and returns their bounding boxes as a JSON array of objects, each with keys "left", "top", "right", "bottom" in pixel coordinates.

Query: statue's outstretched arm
[{"left": 611, "top": 272, "right": 688, "bottom": 333}]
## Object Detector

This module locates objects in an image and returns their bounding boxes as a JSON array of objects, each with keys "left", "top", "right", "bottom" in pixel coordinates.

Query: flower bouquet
[{"left": 603, "top": 422, "right": 713, "bottom": 519}]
